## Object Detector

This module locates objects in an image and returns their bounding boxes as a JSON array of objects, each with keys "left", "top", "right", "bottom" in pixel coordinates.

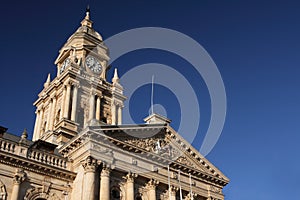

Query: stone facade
[{"left": 0, "top": 8, "right": 229, "bottom": 200}]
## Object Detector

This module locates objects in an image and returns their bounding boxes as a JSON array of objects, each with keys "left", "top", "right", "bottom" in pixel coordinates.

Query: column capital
[
  {"left": 101, "top": 164, "right": 111, "bottom": 177},
  {"left": 82, "top": 156, "right": 98, "bottom": 173},
  {"left": 64, "top": 81, "right": 71, "bottom": 87},
  {"left": 13, "top": 168, "right": 26, "bottom": 185},
  {"left": 184, "top": 192, "right": 198, "bottom": 200},
  {"left": 71, "top": 81, "right": 80, "bottom": 88},
  {"left": 169, "top": 185, "right": 178, "bottom": 195},
  {"left": 124, "top": 172, "right": 137, "bottom": 183},
  {"left": 90, "top": 88, "right": 97, "bottom": 96},
  {"left": 146, "top": 179, "right": 159, "bottom": 190}
]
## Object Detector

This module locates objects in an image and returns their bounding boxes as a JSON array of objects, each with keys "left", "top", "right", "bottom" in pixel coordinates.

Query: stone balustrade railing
[
  {"left": 0, "top": 138, "right": 68, "bottom": 169},
  {"left": 27, "top": 150, "right": 67, "bottom": 169},
  {"left": 0, "top": 139, "right": 16, "bottom": 154}
]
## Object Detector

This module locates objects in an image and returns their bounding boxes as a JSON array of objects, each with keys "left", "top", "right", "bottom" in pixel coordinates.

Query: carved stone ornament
[
  {"left": 82, "top": 156, "right": 98, "bottom": 173},
  {"left": 184, "top": 192, "right": 198, "bottom": 200},
  {"left": 125, "top": 138, "right": 167, "bottom": 152},
  {"left": 210, "top": 185, "right": 222, "bottom": 194},
  {"left": 101, "top": 164, "right": 111, "bottom": 177},
  {"left": 123, "top": 172, "right": 137, "bottom": 183},
  {"left": 176, "top": 156, "right": 194, "bottom": 167},
  {"left": 145, "top": 179, "right": 159, "bottom": 190},
  {"left": 13, "top": 168, "right": 26, "bottom": 185}
]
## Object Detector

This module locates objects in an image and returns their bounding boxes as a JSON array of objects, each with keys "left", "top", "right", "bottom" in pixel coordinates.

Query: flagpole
[{"left": 151, "top": 75, "right": 154, "bottom": 115}]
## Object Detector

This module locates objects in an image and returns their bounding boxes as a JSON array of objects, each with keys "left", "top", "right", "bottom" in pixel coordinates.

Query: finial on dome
[
  {"left": 112, "top": 68, "right": 119, "bottom": 84},
  {"left": 81, "top": 5, "right": 93, "bottom": 28},
  {"left": 85, "top": 5, "right": 90, "bottom": 20},
  {"left": 44, "top": 73, "right": 51, "bottom": 88}
]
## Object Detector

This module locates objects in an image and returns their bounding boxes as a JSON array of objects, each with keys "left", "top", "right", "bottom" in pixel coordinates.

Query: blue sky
[{"left": 0, "top": 1, "right": 300, "bottom": 199}]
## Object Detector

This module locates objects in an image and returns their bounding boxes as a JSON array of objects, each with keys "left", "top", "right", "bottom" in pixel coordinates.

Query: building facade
[{"left": 0, "top": 9, "right": 229, "bottom": 200}]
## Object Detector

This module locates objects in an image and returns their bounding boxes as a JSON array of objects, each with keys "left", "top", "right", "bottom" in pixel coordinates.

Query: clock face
[
  {"left": 85, "top": 56, "right": 102, "bottom": 74},
  {"left": 60, "top": 58, "right": 70, "bottom": 73}
]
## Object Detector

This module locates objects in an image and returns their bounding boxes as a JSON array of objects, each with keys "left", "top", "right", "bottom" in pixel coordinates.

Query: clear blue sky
[{"left": 0, "top": 1, "right": 300, "bottom": 199}]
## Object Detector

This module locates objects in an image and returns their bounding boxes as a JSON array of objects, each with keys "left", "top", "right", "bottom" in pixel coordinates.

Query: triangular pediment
[
  {"left": 60, "top": 123, "right": 229, "bottom": 187},
  {"left": 92, "top": 124, "right": 229, "bottom": 184}
]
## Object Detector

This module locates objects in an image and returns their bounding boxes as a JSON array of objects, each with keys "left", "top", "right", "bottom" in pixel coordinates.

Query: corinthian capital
[
  {"left": 82, "top": 156, "right": 98, "bottom": 173},
  {"left": 13, "top": 168, "right": 26, "bottom": 184},
  {"left": 124, "top": 172, "right": 137, "bottom": 183},
  {"left": 169, "top": 185, "right": 178, "bottom": 195},
  {"left": 146, "top": 179, "right": 159, "bottom": 190},
  {"left": 100, "top": 163, "right": 111, "bottom": 177}
]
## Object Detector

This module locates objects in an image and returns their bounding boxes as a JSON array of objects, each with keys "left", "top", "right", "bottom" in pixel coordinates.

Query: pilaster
[
  {"left": 96, "top": 95, "right": 101, "bottom": 121},
  {"left": 117, "top": 105, "right": 123, "bottom": 125},
  {"left": 111, "top": 101, "right": 116, "bottom": 125},
  {"left": 89, "top": 91, "right": 96, "bottom": 121}
]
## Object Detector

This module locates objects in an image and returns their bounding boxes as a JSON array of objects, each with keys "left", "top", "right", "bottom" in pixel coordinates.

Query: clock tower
[{"left": 32, "top": 8, "right": 126, "bottom": 146}]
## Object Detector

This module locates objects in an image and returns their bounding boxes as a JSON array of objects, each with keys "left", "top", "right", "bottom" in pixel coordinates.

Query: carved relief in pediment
[{"left": 176, "top": 156, "right": 194, "bottom": 167}]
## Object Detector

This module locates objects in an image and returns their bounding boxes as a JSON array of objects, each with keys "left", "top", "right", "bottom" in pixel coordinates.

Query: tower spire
[
  {"left": 85, "top": 5, "right": 90, "bottom": 20},
  {"left": 81, "top": 5, "right": 93, "bottom": 28}
]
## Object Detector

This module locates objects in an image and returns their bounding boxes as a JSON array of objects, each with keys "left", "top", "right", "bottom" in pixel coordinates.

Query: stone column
[
  {"left": 117, "top": 105, "right": 122, "bottom": 125},
  {"left": 37, "top": 108, "right": 44, "bottom": 136},
  {"left": 46, "top": 99, "right": 53, "bottom": 131},
  {"left": 82, "top": 156, "right": 98, "bottom": 200},
  {"left": 89, "top": 92, "right": 95, "bottom": 121},
  {"left": 146, "top": 179, "right": 159, "bottom": 200},
  {"left": 99, "top": 165, "right": 111, "bottom": 200},
  {"left": 60, "top": 86, "right": 66, "bottom": 119},
  {"left": 96, "top": 96, "right": 101, "bottom": 121},
  {"left": 169, "top": 186, "right": 178, "bottom": 200},
  {"left": 11, "top": 169, "right": 26, "bottom": 200},
  {"left": 71, "top": 84, "right": 78, "bottom": 121},
  {"left": 49, "top": 96, "right": 57, "bottom": 131},
  {"left": 124, "top": 172, "right": 137, "bottom": 200},
  {"left": 111, "top": 103, "right": 116, "bottom": 125},
  {"left": 64, "top": 83, "right": 71, "bottom": 119},
  {"left": 33, "top": 109, "right": 40, "bottom": 141}
]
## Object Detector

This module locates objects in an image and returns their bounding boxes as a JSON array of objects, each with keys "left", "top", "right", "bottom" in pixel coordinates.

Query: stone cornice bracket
[
  {"left": 146, "top": 179, "right": 159, "bottom": 190},
  {"left": 123, "top": 172, "right": 138, "bottom": 183},
  {"left": 13, "top": 168, "right": 26, "bottom": 185},
  {"left": 81, "top": 156, "right": 98, "bottom": 173},
  {"left": 100, "top": 163, "right": 111, "bottom": 177}
]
